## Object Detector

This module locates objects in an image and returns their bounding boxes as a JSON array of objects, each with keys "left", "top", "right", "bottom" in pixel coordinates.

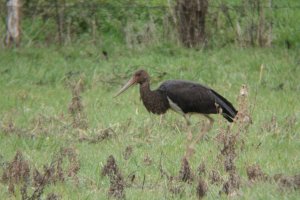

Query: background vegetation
[
  {"left": 1, "top": 0, "right": 300, "bottom": 48},
  {"left": 0, "top": 0, "right": 299, "bottom": 199}
]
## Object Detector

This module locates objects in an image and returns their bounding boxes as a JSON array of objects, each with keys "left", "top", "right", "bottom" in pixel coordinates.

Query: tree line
[{"left": 3, "top": 0, "right": 298, "bottom": 48}]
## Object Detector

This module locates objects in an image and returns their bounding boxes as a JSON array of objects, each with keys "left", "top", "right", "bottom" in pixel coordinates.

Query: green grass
[{"left": 0, "top": 45, "right": 299, "bottom": 199}]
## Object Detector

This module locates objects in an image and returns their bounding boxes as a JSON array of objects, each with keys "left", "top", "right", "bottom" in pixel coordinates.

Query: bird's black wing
[
  {"left": 158, "top": 80, "right": 218, "bottom": 114},
  {"left": 158, "top": 80, "right": 237, "bottom": 122}
]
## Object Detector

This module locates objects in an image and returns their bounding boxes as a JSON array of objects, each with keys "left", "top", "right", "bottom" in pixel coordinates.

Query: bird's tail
[{"left": 211, "top": 90, "right": 238, "bottom": 122}]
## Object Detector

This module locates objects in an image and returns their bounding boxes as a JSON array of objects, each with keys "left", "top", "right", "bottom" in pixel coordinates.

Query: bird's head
[
  {"left": 133, "top": 69, "right": 149, "bottom": 84},
  {"left": 114, "top": 69, "right": 149, "bottom": 97}
]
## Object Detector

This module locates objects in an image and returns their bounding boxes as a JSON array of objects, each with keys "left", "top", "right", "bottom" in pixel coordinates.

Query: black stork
[{"left": 115, "top": 69, "right": 238, "bottom": 158}]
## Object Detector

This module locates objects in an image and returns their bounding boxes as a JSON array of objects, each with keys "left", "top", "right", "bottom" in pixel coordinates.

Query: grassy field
[{"left": 0, "top": 45, "right": 299, "bottom": 199}]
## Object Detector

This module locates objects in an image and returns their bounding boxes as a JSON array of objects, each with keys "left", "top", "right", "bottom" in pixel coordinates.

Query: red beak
[{"left": 114, "top": 77, "right": 137, "bottom": 97}]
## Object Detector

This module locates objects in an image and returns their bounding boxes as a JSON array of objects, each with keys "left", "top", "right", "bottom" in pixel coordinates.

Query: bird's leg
[
  {"left": 184, "top": 114, "right": 192, "bottom": 140},
  {"left": 185, "top": 126, "right": 195, "bottom": 160},
  {"left": 159, "top": 114, "right": 164, "bottom": 125},
  {"left": 203, "top": 114, "right": 214, "bottom": 132},
  {"left": 184, "top": 114, "right": 192, "bottom": 126},
  {"left": 183, "top": 114, "right": 195, "bottom": 159},
  {"left": 193, "top": 114, "right": 214, "bottom": 145}
]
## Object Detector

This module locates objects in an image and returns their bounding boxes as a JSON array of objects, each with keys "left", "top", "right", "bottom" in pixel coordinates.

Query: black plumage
[
  {"left": 159, "top": 80, "right": 237, "bottom": 122},
  {"left": 115, "top": 70, "right": 237, "bottom": 122}
]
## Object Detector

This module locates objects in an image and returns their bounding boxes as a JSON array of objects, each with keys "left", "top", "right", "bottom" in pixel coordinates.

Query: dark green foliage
[{"left": 1, "top": 0, "right": 299, "bottom": 48}]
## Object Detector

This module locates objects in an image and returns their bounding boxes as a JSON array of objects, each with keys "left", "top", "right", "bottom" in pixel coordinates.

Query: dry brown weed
[
  {"left": 1, "top": 151, "right": 30, "bottom": 194},
  {"left": 221, "top": 170, "right": 241, "bottom": 196},
  {"left": 209, "top": 170, "right": 223, "bottom": 185},
  {"left": 178, "top": 157, "right": 194, "bottom": 183},
  {"left": 102, "top": 155, "right": 125, "bottom": 199},
  {"left": 196, "top": 178, "right": 208, "bottom": 199},
  {"left": 65, "top": 72, "right": 88, "bottom": 130},
  {"left": 247, "top": 164, "right": 269, "bottom": 182},
  {"left": 123, "top": 146, "right": 133, "bottom": 160},
  {"left": 274, "top": 174, "right": 300, "bottom": 190}
]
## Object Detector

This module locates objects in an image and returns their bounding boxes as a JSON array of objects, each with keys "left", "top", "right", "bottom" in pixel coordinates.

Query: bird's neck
[
  {"left": 139, "top": 81, "right": 152, "bottom": 98},
  {"left": 139, "top": 81, "right": 157, "bottom": 108},
  {"left": 139, "top": 81, "right": 169, "bottom": 114}
]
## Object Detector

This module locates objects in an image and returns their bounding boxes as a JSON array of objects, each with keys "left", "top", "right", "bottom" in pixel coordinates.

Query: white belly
[{"left": 167, "top": 96, "right": 185, "bottom": 116}]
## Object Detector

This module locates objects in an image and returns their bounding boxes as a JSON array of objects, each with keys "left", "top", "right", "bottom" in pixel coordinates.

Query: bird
[{"left": 115, "top": 69, "right": 238, "bottom": 158}]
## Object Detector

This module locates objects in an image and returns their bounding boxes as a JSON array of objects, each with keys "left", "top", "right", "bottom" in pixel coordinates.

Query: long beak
[{"left": 114, "top": 77, "right": 137, "bottom": 97}]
